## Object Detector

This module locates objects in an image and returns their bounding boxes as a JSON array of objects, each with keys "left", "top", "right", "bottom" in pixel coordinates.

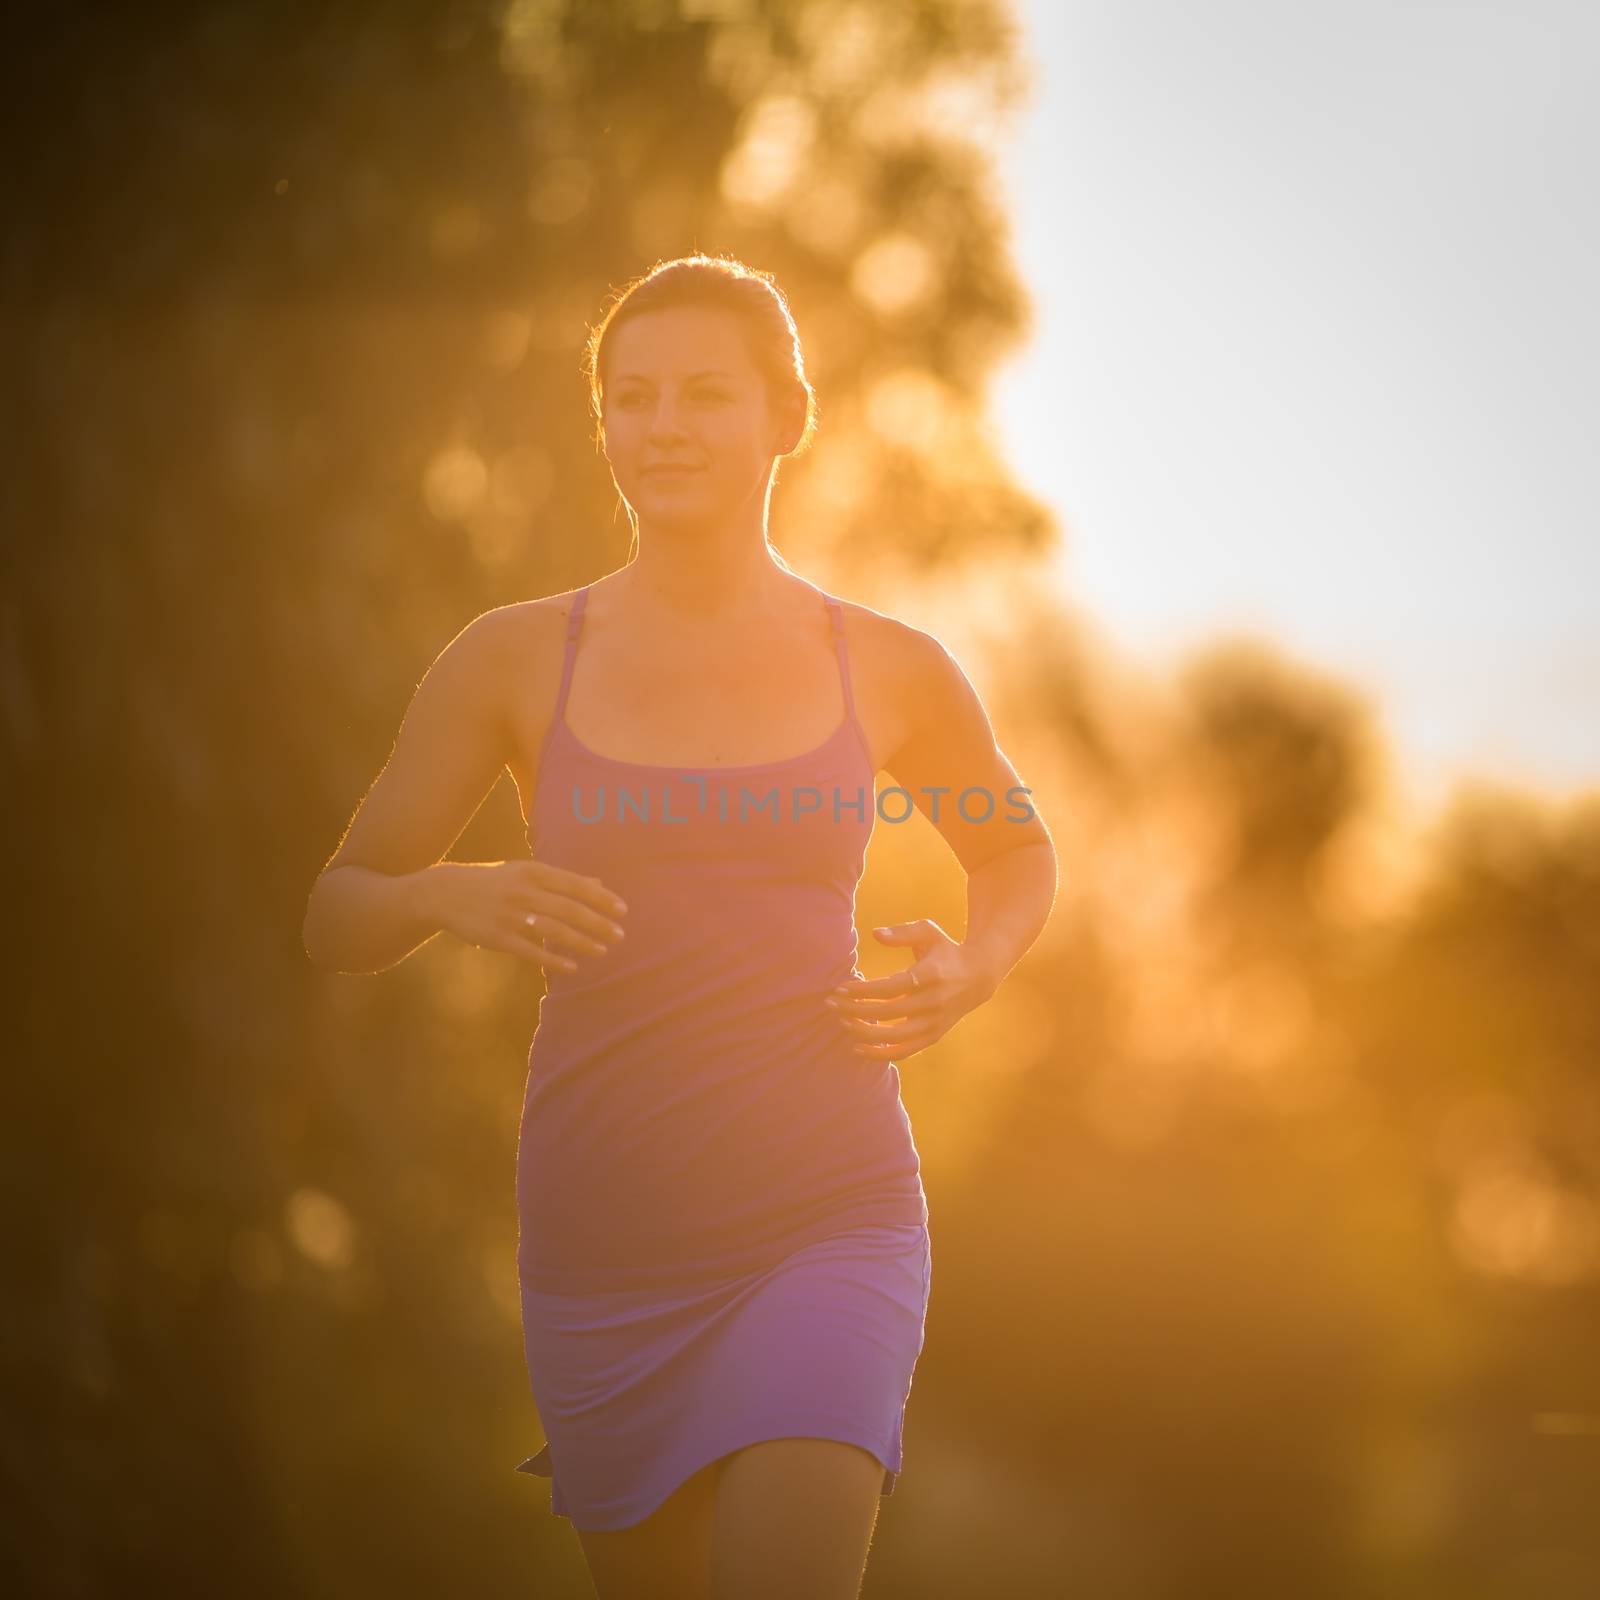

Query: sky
[{"left": 990, "top": 0, "right": 1599, "bottom": 814}]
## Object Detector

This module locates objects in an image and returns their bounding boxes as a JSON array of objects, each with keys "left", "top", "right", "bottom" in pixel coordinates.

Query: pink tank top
[{"left": 515, "top": 584, "right": 927, "bottom": 1291}]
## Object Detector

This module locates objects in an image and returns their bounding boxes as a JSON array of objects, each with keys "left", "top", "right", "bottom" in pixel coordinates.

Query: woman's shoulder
[
  {"left": 436, "top": 593, "right": 585, "bottom": 721},
  {"left": 470, "top": 588, "right": 586, "bottom": 655},
  {"left": 822, "top": 587, "right": 949, "bottom": 679}
]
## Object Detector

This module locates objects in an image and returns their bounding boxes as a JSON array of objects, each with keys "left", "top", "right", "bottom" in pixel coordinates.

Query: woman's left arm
[
  {"left": 830, "top": 623, "right": 1059, "bottom": 1061},
  {"left": 952, "top": 836, "right": 1059, "bottom": 1002}
]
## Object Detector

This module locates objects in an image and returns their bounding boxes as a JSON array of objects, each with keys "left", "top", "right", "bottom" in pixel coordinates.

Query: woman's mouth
[{"left": 643, "top": 464, "right": 703, "bottom": 478}]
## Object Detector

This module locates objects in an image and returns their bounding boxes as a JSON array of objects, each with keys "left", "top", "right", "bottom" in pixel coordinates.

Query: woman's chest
[
  {"left": 506, "top": 607, "right": 907, "bottom": 816},
  {"left": 529, "top": 750, "right": 878, "bottom": 879}
]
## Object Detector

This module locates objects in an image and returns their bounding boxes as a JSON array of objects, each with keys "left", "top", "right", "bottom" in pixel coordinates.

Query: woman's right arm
[{"left": 301, "top": 606, "right": 626, "bottom": 975}]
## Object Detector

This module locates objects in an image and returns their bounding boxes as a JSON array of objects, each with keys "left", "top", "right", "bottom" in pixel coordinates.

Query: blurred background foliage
[{"left": 7, "top": 1, "right": 1600, "bottom": 1596}]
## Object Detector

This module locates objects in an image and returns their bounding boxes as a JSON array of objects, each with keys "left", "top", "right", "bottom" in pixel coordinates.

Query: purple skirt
[{"left": 514, "top": 1221, "right": 932, "bottom": 1531}]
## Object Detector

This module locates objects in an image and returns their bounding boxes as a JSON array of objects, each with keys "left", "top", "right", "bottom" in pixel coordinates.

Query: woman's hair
[{"left": 582, "top": 253, "right": 819, "bottom": 565}]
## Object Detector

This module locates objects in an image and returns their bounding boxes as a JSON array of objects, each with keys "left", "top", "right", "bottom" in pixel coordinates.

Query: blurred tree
[{"left": 910, "top": 618, "right": 1600, "bottom": 1595}]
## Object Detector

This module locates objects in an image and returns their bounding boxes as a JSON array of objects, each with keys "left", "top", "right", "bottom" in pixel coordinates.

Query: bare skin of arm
[
  {"left": 301, "top": 606, "right": 628, "bottom": 976},
  {"left": 828, "top": 624, "right": 1059, "bottom": 1061}
]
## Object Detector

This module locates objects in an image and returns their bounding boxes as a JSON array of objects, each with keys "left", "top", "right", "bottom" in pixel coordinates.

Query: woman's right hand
[{"left": 429, "top": 859, "right": 627, "bottom": 974}]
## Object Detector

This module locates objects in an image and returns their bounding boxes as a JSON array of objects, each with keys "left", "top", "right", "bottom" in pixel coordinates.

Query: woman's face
[{"left": 600, "top": 305, "right": 797, "bottom": 529}]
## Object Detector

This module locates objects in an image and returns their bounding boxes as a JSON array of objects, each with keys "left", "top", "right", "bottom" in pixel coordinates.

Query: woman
[{"left": 303, "top": 254, "right": 1057, "bottom": 1600}]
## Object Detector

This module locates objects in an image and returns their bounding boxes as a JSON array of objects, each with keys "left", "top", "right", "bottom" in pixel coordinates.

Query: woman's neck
[{"left": 614, "top": 528, "right": 794, "bottom": 621}]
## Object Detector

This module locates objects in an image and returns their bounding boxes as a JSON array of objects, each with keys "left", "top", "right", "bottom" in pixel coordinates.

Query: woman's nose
[{"left": 647, "top": 402, "right": 688, "bottom": 439}]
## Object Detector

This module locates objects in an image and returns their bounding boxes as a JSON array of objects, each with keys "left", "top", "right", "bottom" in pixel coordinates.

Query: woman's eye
[{"left": 614, "top": 389, "right": 728, "bottom": 409}]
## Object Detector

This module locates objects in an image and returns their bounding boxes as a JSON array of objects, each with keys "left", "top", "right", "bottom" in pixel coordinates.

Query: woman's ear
[{"left": 771, "top": 391, "right": 806, "bottom": 456}]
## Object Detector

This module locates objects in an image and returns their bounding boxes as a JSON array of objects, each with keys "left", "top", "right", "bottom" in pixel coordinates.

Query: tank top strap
[
  {"left": 552, "top": 584, "right": 589, "bottom": 723},
  {"left": 823, "top": 594, "right": 860, "bottom": 723}
]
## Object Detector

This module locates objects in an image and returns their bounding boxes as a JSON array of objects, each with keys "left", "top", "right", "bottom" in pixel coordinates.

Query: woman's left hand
[{"left": 826, "top": 919, "right": 992, "bottom": 1062}]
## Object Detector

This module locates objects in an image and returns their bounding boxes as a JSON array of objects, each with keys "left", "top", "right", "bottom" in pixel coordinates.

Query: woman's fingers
[
  {"left": 827, "top": 988, "right": 928, "bottom": 1021},
  {"left": 502, "top": 920, "right": 575, "bottom": 970},
  {"left": 838, "top": 1014, "right": 928, "bottom": 1046},
  {"left": 522, "top": 911, "right": 606, "bottom": 958},
  {"left": 513, "top": 902, "right": 627, "bottom": 967},
  {"left": 828, "top": 980, "right": 937, "bottom": 1055},
  {"left": 527, "top": 890, "right": 627, "bottom": 953},
  {"left": 527, "top": 863, "right": 628, "bottom": 922},
  {"left": 521, "top": 920, "right": 605, "bottom": 965},
  {"left": 519, "top": 895, "right": 624, "bottom": 957},
  {"left": 503, "top": 862, "right": 630, "bottom": 972}
]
